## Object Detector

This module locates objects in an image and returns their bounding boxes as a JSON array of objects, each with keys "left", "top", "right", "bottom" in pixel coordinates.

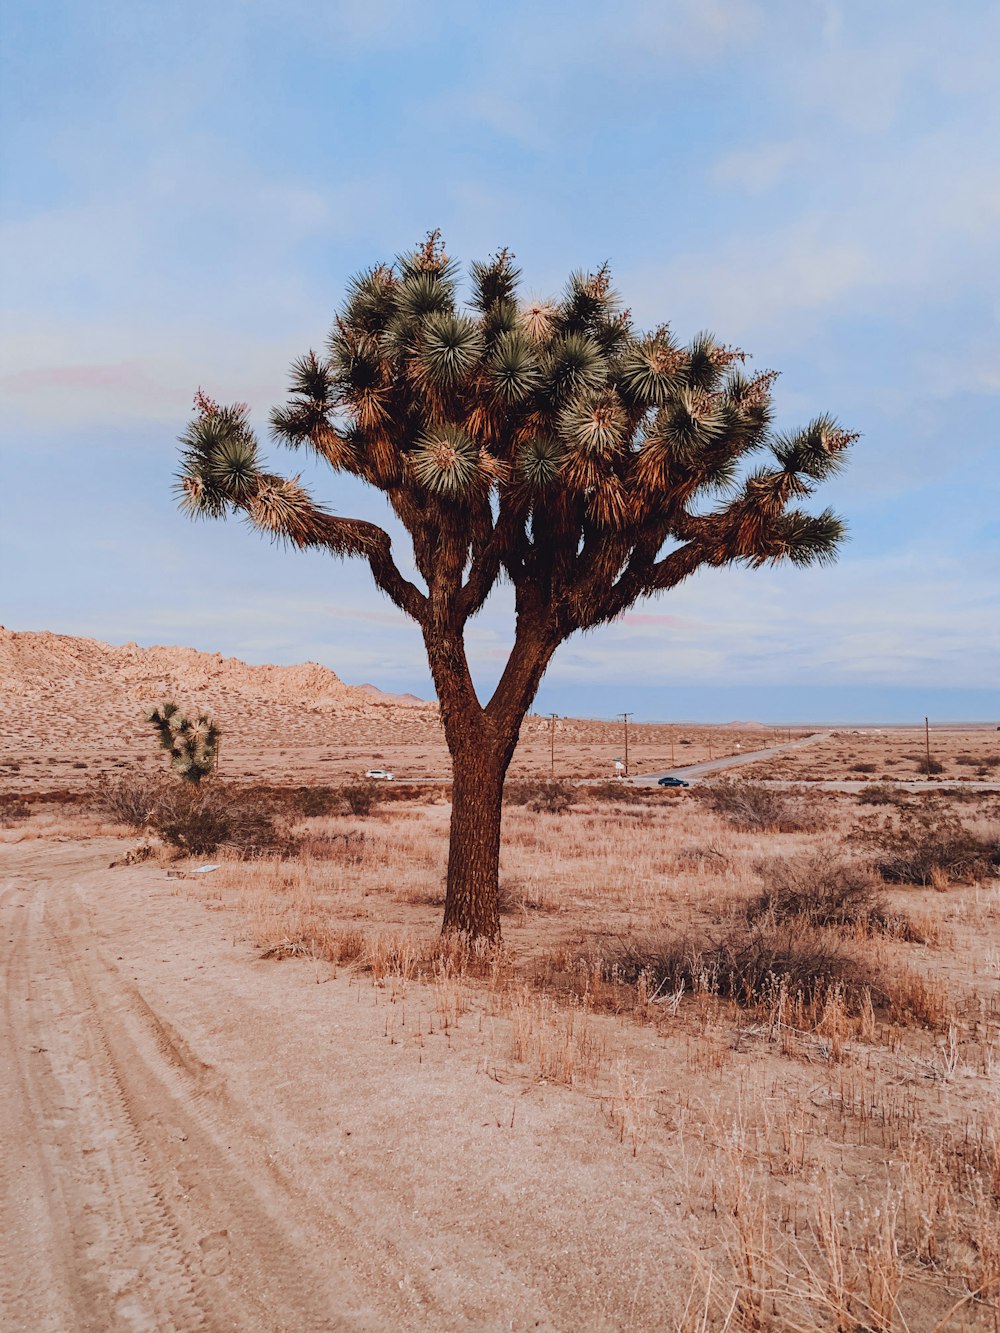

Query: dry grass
[{"left": 13, "top": 774, "right": 1000, "bottom": 1329}]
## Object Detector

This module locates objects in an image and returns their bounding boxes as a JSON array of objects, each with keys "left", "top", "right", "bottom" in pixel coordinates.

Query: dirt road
[
  {"left": 1, "top": 840, "right": 694, "bottom": 1332},
  {"left": 632, "top": 730, "right": 830, "bottom": 785}
]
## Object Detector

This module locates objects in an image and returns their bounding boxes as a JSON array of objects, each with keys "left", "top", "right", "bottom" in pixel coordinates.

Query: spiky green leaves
[
  {"left": 516, "top": 436, "right": 563, "bottom": 491},
  {"left": 772, "top": 415, "right": 857, "bottom": 481},
  {"left": 685, "top": 331, "right": 738, "bottom": 392},
  {"left": 269, "top": 351, "right": 353, "bottom": 466},
  {"left": 489, "top": 330, "right": 541, "bottom": 403},
  {"left": 559, "top": 388, "right": 626, "bottom": 456},
  {"left": 616, "top": 332, "right": 683, "bottom": 407},
  {"left": 560, "top": 265, "right": 621, "bottom": 334},
  {"left": 416, "top": 312, "right": 484, "bottom": 388},
  {"left": 148, "top": 702, "right": 219, "bottom": 784},
  {"left": 634, "top": 391, "right": 726, "bottom": 491},
  {"left": 470, "top": 249, "right": 520, "bottom": 311},
  {"left": 543, "top": 333, "right": 605, "bottom": 403},
  {"left": 766, "top": 508, "right": 845, "bottom": 566},
  {"left": 410, "top": 425, "right": 489, "bottom": 499},
  {"left": 177, "top": 402, "right": 261, "bottom": 518},
  {"left": 342, "top": 265, "right": 397, "bottom": 334}
]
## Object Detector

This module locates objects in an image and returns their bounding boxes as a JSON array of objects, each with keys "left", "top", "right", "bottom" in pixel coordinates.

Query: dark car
[{"left": 657, "top": 776, "right": 689, "bottom": 788}]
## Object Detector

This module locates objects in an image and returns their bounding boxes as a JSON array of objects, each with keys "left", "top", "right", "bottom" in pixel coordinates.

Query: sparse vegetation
[
  {"left": 0, "top": 796, "right": 31, "bottom": 825},
  {"left": 694, "top": 778, "right": 796, "bottom": 830},
  {"left": 340, "top": 779, "right": 383, "bottom": 817},
  {"left": 147, "top": 700, "right": 219, "bottom": 783},
  {"left": 90, "top": 771, "right": 285, "bottom": 855},
  {"left": 852, "top": 806, "right": 1000, "bottom": 885},
  {"left": 598, "top": 920, "right": 883, "bottom": 1014},
  {"left": 13, "top": 748, "right": 1000, "bottom": 1331},
  {"left": 745, "top": 852, "right": 901, "bottom": 934}
]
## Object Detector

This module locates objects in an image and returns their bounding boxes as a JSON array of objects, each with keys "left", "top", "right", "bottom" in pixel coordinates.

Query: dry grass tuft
[
  {"left": 746, "top": 853, "right": 912, "bottom": 937},
  {"left": 852, "top": 806, "right": 999, "bottom": 885}
]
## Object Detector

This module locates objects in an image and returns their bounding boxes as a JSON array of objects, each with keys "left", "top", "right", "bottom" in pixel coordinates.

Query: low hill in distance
[{"left": 0, "top": 628, "right": 791, "bottom": 790}]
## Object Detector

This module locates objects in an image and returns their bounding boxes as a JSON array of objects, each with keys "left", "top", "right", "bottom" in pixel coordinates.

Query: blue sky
[{"left": 2, "top": 0, "right": 998, "bottom": 723}]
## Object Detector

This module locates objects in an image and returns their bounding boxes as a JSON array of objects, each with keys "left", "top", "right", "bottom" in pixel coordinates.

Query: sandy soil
[
  {"left": 737, "top": 726, "right": 1000, "bottom": 784},
  {"left": 3, "top": 837, "right": 706, "bottom": 1332},
  {"left": 4, "top": 783, "right": 1000, "bottom": 1331}
]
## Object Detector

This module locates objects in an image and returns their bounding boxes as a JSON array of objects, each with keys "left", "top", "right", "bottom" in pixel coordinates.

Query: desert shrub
[
  {"left": 693, "top": 779, "right": 796, "bottom": 831},
  {"left": 746, "top": 853, "right": 901, "bottom": 935},
  {"left": 0, "top": 796, "right": 32, "bottom": 824},
  {"left": 851, "top": 808, "right": 1000, "bottom": 885},
  {"left": 151, "top": 782, "right": 288, "bottom": 856},
  {"left": 94, "top": 775, "right": 286, "bottom": 855},
  {"left": 915, "top": 757, "right": 945, "bottom": 775},
  {"left": 504, "top": 778, "right": 573, "bottom": 812},
  {"left": 89, "top": 771, "right": 170, "bottom": 827},
  {"left": 856, "top": 782, "right": 908, "bottom": 807},
  {"left": 850, "top": 762, "right": 877, "bottom": 774},
  {"left": 529, "top": 780, "right": 573, "bottom": 814},
  {"left": 290, "top": 785, "right": 340, "bottom": 817},
  {"left": 586, "top": 781, "right": 647, "bottom": 804},
  {"left": 602, "top": 920, "right": 882, "bottom": 1012},
  {"left": 340, "top": 781, "right": 382, "bottom": 816}
]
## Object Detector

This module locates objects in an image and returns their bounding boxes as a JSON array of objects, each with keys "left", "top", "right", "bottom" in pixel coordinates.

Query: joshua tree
[
  {"left": 176, "top": 233, "right": 854, "bottom": 939},
  {"left": 148, "top": 701, "right": 219, "bottom": 784}
]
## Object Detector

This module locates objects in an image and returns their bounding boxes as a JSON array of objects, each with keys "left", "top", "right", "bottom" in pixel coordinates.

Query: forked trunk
[
  {"left": 442, "top": 741, "right": 508, "bottom": 941},
  {"left": 430, "top": 611, "right": 557, "bottom": 940}
]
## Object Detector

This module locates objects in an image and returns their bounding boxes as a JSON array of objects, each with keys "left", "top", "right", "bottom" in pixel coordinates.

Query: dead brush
[
  {"left": 600, "top": 920, "right": 886, "bottom": 1016},
  {"left": 851, "top": 806, "right": 999, "bottom": 885},
  {"left": 746, "top": 852, "right": 917, "bottom": 939},
  {"left": 504, "top": 778, "right": 574, "bottom": 814},
  {"left": 0, "top": 796, "right": 32, "bottom": 825},
  {"left": 295, "top": 829, "right": 367, "bottom": 862},
  {"left": 693, "top": 779, "right": 796, "bottom": 831}
]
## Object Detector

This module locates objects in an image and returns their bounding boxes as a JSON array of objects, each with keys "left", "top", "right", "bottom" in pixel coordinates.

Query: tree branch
[{"left": 240, "top": 472, "right": 428, "bottom": 622}]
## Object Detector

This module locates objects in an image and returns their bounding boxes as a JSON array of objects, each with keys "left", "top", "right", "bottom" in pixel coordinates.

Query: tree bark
[
  {"left": 442, "top": 737, "right": 508, "bottom": 941},
  {"left": 428, "top": 612, "right": 557, "bottom": 941}
]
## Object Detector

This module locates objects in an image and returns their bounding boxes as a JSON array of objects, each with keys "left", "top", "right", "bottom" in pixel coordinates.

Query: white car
[{"left": 365, "top": 768, "right": 395, "bottom": 780}]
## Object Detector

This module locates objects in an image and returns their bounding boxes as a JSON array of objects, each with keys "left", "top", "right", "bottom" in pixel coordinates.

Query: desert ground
[{"left": 2, "top": 629, "right": 999, "bottom": 1331}]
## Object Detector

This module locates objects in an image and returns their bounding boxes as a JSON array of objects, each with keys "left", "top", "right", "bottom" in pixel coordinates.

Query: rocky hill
[{"left": 0, "top": 627, "right": 439, "bottom": 789}]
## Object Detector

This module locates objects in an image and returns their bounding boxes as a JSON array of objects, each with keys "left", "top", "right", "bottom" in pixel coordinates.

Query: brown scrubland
[
  {"left": 3, "top": 628, "right": 999, "bottom": 1329},
  {"left": 3, "top": 769, "right": 999, "bottom": 1329}
]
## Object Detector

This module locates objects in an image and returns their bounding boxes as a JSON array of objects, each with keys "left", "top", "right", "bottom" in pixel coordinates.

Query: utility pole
[
  {"left": 548, "top": 713, "right": 558, "bottom": 780},
  {"left": 925, "top": 716, "right": 931, "bottom": 774},
  {"left": 618, "top": 713, "right": 632, "bottom": 776},
  {"left": 670, "top": 728, "right": 675, "bottom": 766}
]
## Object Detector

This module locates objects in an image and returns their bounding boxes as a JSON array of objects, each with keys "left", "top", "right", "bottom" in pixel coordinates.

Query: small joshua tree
[
  {"left": 176, "top": 233, "right": 855, "bottom": 939},
  {"left": 147, "top": 701, "right": 219, "bottom": 784}
]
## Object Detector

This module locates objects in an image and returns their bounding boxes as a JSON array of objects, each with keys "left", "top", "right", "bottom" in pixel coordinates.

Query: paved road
[{"left": 631, "top": 731, "right": 831, "bottom": 786}]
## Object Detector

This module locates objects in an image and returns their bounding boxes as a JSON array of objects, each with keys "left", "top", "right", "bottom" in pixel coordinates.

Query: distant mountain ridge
[{"left": 0, "top": 626, "right": 431, "bottom": 714}]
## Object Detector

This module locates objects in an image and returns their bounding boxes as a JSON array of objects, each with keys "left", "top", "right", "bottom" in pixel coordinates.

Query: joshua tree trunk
[
  {"left": 432, "top": 611, "right": 557, "bottom": 939},
  {"left": 443, "top": 736, "right": 508, "bottom": 941}
]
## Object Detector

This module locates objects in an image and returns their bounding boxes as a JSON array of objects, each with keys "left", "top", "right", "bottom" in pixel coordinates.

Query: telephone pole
[
  {"left": 548, "top": 713, "right": 558, "bottom": 780},
  {"left": 618, "top": 713, "right": 632, "bottom": 776},
  {"left": 925, "top": 716, "right": 931, "bottom": 774}
]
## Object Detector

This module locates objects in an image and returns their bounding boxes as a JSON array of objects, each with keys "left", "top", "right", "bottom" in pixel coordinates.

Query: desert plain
[{"left": 2, "top": 626, "right": 1000, "bottom": 1331}]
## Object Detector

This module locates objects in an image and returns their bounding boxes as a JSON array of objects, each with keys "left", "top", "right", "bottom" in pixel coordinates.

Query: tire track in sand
[{"left": 2, "top": 856, "right": 384, "bottom": 1332}]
